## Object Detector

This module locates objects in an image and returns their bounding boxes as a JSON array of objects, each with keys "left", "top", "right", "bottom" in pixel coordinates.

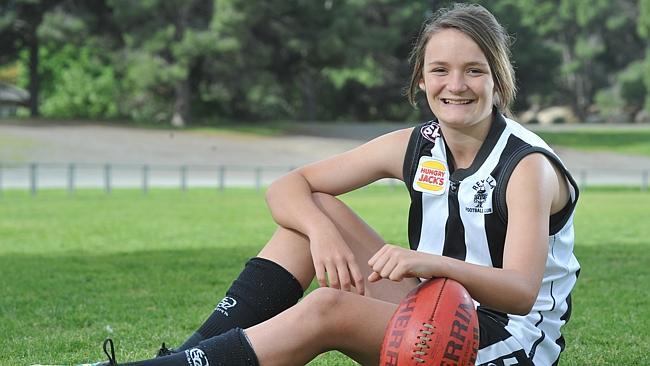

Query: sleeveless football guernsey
[{"left": 403, "top": 112, "right": 580, "bottom": 365}]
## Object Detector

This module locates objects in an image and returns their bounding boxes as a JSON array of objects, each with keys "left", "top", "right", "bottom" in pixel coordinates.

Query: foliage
[
  {"left": 0, "top": 63, "right": 20, "bottom": 84},
  {"left": 36, "top": 44, "right": 120, "bottom": 119},
  {"left": 0, "top": 188, "right": 648, "bottom": 365},
  {"left": 1, "top": 0, "right": 650, "bottom": 123}
]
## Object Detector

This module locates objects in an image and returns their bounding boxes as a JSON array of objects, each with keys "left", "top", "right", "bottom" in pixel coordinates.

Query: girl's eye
[
  {"left": 430, "top": 68, "right": 447, "bottom": 74},
  {"left": 468, "top": 68, "right": 484, "bottom": 75}
]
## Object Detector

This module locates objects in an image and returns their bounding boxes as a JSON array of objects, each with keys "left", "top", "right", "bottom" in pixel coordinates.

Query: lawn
[
  {"left": 535, "top": 128, "right": 650, "bottom": 157},
  {"left": 0, "top": 187, "right": 648, "bottom": 365}
]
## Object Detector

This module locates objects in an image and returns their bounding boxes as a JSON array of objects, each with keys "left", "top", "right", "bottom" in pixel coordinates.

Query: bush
[{"left": 37, "top": 45, "right": 120, "bottom": 119}]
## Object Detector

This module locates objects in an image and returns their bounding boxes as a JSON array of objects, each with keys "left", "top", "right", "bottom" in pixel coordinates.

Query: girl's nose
[{"left": 446, "top": 71, "right": 468, "bottom": 93}]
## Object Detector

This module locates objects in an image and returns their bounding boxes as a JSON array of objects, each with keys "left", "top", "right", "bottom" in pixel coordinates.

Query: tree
[
  {"left": 638, "top": 0, "right": 650, "bottom": 115},
  {"left": 105, "top": 0, "right": 216, "bottom": 126},
  {"left": 0, "top": 0, "right": 63, "bottom": 117},
  {"left": 505, "top": 0, "right": 639, "bottom": 120}
]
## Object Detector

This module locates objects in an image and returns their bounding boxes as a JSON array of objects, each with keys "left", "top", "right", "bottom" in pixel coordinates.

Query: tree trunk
[
  {"left": 172, "top": 79, "right": 190, "bottom": 128},
  {"left": 28, "top": 24, "right": 40, "bottom": 117},
  {"left": 170, "top": 4, "right": 189, "bottom": 127},
  {"left": 301, "top": 72, "right": 316, "bottom": 122},
  {"left": 560, "top": 36, "right": 582, "bottom": 120}
]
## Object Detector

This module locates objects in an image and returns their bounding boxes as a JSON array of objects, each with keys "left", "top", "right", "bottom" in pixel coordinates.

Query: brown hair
[{"left": 407, "top": 3, "right": 516, "bottom": 116}]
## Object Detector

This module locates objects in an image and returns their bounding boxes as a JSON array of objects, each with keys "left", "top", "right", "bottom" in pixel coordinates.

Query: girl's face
[{"left": 419, "top": 28, "right": 495, "bottom": 129}]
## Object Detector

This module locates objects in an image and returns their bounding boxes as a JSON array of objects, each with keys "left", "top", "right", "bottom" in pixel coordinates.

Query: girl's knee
[
  {"left": 302, "top": 288, "right": 353, "bottom": 335},
  {"left": 304, "top": 287, "right": 344, "bottom": 313}
]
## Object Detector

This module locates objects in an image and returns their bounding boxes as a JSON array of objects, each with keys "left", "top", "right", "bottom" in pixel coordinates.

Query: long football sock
[
  {"left": 176, "top": 257, "right": 304, "bottom": 351},
  {"left": 125, "top": 328, "right": 258, "bottom": 366}
]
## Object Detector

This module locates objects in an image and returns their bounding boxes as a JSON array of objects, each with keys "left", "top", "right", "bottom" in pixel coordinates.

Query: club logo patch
[
  {"left": 185, "top": 348, "right": 209, "bottom": 366},
  {"left": 215, "top": 296, "right": 237, "bottom": 317},
  {"left": 413, "top": 156, "right": 448, "bottom": 195},
  {"left": 420, "top": 122, "right": 441, "bottom": 143},
  {"left": 466, "top": 176, "right": 496, "bottom": 213}
]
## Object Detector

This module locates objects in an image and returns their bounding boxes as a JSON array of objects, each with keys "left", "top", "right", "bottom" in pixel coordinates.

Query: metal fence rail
[
  {"left": 0, "top": 162, "right": 301, "bottom": 194},
  {"left": 0, "top": 162, "right": 647, "bottom": 195}
]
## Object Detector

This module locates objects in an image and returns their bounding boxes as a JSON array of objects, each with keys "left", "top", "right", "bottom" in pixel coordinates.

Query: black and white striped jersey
[{"left": 403, "top": 112, "right": 580, "bottom": 365}]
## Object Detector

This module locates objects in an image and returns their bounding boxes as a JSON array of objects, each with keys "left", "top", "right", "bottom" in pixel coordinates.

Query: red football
[{"left": 380, "top": 278, "right": 479, "bottom": 365}]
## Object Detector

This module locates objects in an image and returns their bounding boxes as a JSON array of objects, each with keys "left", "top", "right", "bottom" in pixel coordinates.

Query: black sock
[
  {"left": 177, "top": 257, "right": 304, "bottom": 351},
  {"left": 124, "top": 328, "right": 258, "bottom": 366}
]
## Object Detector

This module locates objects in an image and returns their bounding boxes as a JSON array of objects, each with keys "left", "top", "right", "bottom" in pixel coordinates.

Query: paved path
[{"left": 1, "top": 121, "right": 649, "bottom": 189}]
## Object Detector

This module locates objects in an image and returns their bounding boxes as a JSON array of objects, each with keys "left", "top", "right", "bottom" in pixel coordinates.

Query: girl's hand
[
  {"left": 310, "top": 228, "right": 365, "bottom": 295},
  {"left": 367, "top": 244, "right": 438, "bottom": 282}
]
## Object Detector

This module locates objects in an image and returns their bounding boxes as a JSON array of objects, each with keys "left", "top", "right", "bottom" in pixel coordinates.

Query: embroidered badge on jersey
[
  {"left": 420, "top": 122, "right": 441, "bottom": 143},
  {"left": 413, "top": 156, "right": 448, "bottom": 195},
  {"left": 465, "top": 175, "right": 496, "bottom": 213}
]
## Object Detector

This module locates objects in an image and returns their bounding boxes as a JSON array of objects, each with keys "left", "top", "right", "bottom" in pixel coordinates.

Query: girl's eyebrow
[{"left": 427, "top": 61, "right": 489, "bottom": 68}]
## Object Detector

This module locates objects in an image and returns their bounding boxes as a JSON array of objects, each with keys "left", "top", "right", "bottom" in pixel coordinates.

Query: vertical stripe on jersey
[
  {"left": 407, "top": 196, "right": 423, "bottom": 250},
  {"left": 484, "top": 134, "right": 530, "bottom": 268},
  {"left": 403, "top": 125, "right": 435, "bottom": 250},
  {"left": 442, "top": 179, "right": 466, "bottom": 260},
  {"left": 418, "top": 139, "right": 450, "bottom": 255},
  {"left": 460, "top": 124, "right": 512, "bottom": 267}
]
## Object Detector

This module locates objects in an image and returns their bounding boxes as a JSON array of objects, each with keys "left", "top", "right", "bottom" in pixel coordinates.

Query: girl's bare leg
[
  {"left": 246, "top": 287, "right": 398, "bottom": 366},
  {"left": 258, "top": 192, "right": 418, "bottom": 302},
  {"left": 248, "top": 192, "right": 419, "bottom": 365}
]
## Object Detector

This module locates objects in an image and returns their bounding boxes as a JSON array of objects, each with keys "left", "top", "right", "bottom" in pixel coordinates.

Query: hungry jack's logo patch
[{"left": 413, "top": 156, "right": 448, "bottom": 195}]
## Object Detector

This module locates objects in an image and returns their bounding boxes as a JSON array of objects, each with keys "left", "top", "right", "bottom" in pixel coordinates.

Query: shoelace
[
  {"left": 157, "top": 342, "right": 175, "bottom": 357},
  {"left": 103, "top": 339, "right": 117, "bottom": 366}
]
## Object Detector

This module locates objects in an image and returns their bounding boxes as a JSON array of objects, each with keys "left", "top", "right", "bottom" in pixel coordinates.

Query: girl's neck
[{"left": 440, "top": 118, "right": 493, "bottom": 170}]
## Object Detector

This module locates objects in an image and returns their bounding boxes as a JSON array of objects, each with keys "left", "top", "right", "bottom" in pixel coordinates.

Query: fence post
[
  {"left": 218, "top": 165, "right": 225, "bottom": 191},
  {"left": 104, "top": 164, "right": 112, "bottom": 194},
  {"left": 67, "top": 163, "right": 75, "bottom": 194},
  {"left": 642, "top": 170, "right": 649, "bottom": 192},
  {"left": 255, "top": 167, "right": 262, "bottom": 192},
  {"left": 180, "top": 165, "right": 187, "bottom": 191},
  {"left": 0, "top": 163, "right": 3, "bottom": 196},
  {"left": 30, "top": 163, "right": 38, "bottom": 196}
]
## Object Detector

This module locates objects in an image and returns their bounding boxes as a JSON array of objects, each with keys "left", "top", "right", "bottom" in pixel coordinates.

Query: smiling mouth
[{"left": 441, "top": 98, "right": 474, "bottom": 105}]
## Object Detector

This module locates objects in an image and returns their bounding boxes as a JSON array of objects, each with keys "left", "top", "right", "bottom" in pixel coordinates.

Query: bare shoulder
[
  {"left": 365, "top": 127, "right": 415, "bottom": 179},
  {"left": 506, "top": 153, "right": 570, "bottom": 214},
  {"left": 371, "top": 126, "right": 414, "bottom": 144}
]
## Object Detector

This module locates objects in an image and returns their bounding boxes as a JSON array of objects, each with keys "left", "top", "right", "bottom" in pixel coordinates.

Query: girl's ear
[{"left": 418, "top": 79, "right": 425, "bottom": 91}]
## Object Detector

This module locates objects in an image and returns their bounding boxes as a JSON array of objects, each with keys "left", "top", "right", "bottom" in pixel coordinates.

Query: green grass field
[
  {"left": 536, "top": 128, "right": 650, "bottom": 157},
  {"left": 1, "top": 187, "right": 648, "bottom": 365}
]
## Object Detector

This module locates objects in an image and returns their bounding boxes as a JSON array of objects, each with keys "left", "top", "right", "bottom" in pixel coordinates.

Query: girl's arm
[
  {"left": 266, "top": 128, "right": 413, "bottom": 295},
  {"left": 368, "top": 153, "right": 569, "bottom": 315}
]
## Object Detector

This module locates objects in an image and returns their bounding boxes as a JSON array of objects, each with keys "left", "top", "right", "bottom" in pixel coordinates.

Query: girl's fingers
[
  {"left": 368, "top": 271, "right": 382, "bottom": 283},
  {"left": 368, "top": 244, "right": 389, "bottom": 267},
  {"left": 379, "top": 257, "right": 398, "bottom": 279},
  {"left": 325, "top": 262, "right": 340, "bottom": 289},
  {"left": 337, "top": 262, "right": 352, "bottom": 292},
  {"left": 315, "top": 263, "right": 327, "bottom": 288},
  {"left": 369, "top": 249, "right": 391, "bottom": 274},
  {"left": 348, "top": 262, "right": 366, "bottom": 295}
]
